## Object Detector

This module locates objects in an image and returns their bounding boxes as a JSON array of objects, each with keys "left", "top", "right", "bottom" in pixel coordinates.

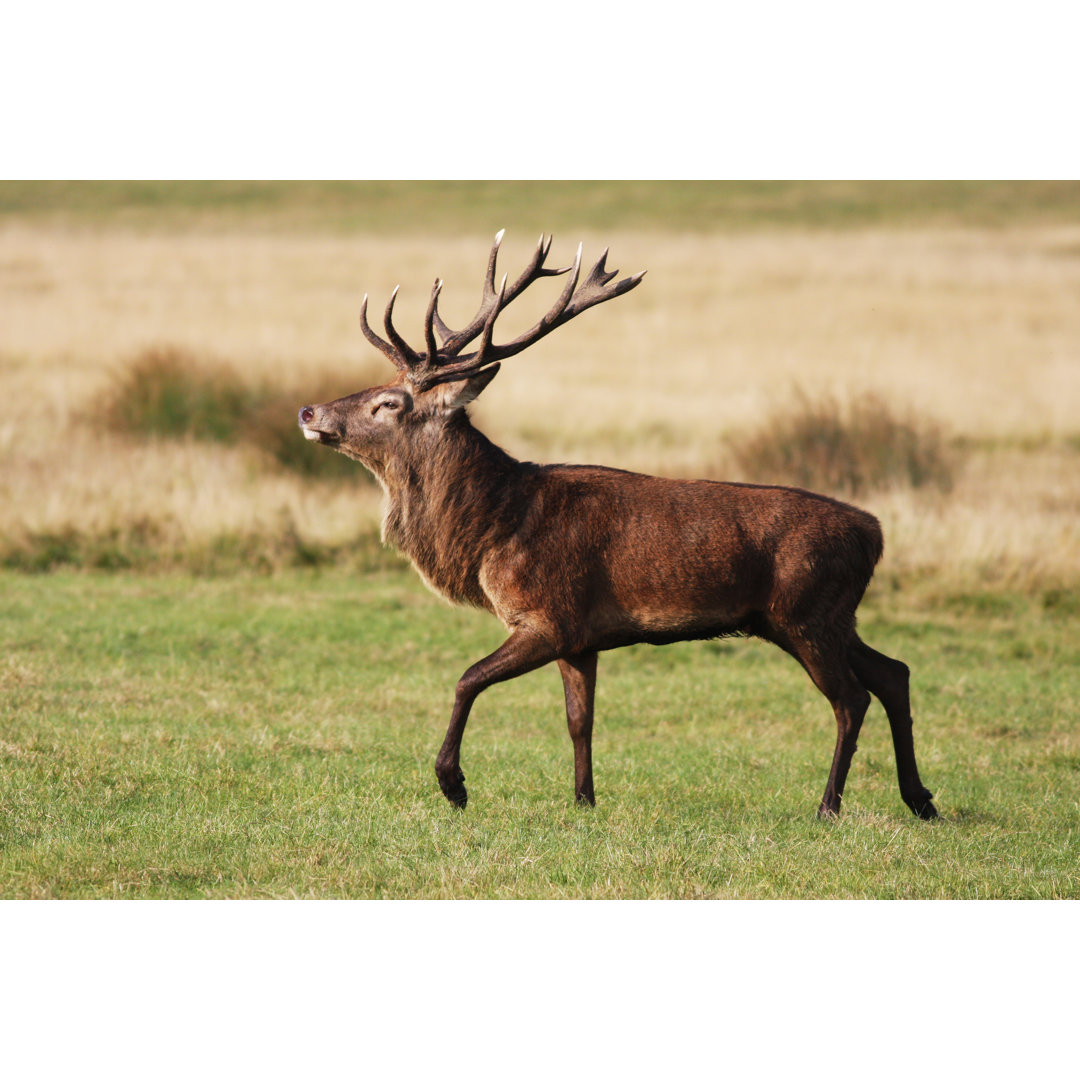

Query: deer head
[{"left": 297, "top": 231, "right": 645, "bottom": 476}]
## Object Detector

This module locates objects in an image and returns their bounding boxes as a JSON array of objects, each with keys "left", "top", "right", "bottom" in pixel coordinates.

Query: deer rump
[{"left": 298, "top": 231, "right": 937, "bottom": 821}]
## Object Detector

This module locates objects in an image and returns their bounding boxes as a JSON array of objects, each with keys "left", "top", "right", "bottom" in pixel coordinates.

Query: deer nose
[{"left": 298, "top": 406, "right": 315, "bottom": 426}]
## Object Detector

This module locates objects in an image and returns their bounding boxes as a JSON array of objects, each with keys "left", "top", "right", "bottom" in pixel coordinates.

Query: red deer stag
[{"left": 298, "top": 231, "right": 937, "bottom": 820}]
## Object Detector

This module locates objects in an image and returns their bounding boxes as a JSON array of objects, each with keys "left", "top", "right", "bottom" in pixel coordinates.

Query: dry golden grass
[{"left": 2, "top": 223, "right": 1078, "bottom": 585}]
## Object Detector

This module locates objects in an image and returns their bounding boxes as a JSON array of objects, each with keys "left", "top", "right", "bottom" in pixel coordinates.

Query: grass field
[
  {"left": 1, "top": 181, "right": 1078, "bottom": 898},
  {"left": 2, "top": 567, "right": 1078, "bottom": 899}
]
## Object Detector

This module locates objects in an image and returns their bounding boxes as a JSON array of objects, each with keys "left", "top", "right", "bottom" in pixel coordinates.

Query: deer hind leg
[
  {"left": 435, "top": 628, "right": 557, "bottom": 808},
  {"left": 776, "top": 630, "right": 871, "bottom": 819},
  {"left": 848, "top": 637, "right": 937, "bottom": 820},
  {"left": 558, "top": 652, "right": 598, "bottom": 806}
]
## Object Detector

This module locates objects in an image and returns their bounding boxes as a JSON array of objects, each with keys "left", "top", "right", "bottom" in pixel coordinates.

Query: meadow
[
  {"left": 1, "top": 181, "right": 1078, "bottom": 898},
  {"left": 2, "top": 567, "right": 1078, "bottom": 898}
]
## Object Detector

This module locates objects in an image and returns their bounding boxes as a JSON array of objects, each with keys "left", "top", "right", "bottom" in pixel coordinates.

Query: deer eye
[{"left": 372, "top": 399, "right": 400, "bottom": 416}]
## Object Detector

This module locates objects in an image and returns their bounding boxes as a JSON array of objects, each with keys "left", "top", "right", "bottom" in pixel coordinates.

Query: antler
[{"left": 359, "top": 231, "right": 645, "bottom": 389}]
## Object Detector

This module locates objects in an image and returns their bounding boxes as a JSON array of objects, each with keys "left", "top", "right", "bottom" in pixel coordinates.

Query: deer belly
[{"left": 589, "top": 580, "right": 756, "bottom": 647}]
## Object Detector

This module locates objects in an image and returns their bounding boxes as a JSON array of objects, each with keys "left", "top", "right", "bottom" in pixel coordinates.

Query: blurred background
[{"left": 2, "top": 180, "right": 1078, "bottom": 592}]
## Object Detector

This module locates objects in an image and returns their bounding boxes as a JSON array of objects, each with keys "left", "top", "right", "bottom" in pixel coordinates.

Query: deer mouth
[{"left": 302, "top": 426, "right": 340, "bottom": 445}]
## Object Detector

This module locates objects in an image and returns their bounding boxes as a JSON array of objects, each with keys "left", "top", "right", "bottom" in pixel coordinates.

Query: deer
[{"left": 297, "top": 231, "right": 937, "bottom": 821}]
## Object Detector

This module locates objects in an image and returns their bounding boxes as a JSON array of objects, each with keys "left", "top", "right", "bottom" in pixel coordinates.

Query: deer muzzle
[{"left": 298, "top": 405, "right": 338, "bottom": 443}]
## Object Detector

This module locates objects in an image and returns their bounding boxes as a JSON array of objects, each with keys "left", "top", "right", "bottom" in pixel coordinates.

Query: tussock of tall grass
[
  {"left": 98, "top": 345, "right": 374, "bottom": 481},
  {"left": 727, "top": 391, "right": 956, "bottom": 497}
]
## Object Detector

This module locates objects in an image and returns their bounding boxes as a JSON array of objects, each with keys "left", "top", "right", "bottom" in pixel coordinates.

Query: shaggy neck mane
[{"left": 380, "top": 410, "right": 527, "bottom": 609}]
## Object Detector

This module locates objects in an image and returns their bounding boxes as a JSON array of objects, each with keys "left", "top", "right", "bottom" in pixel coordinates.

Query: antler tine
[
  {"left": 382, "top": 286, "right": 422, "bottom": 367},
  {"left": 361, "top": 292, "right": 412, "bottom": 371},
  {"left": 485, "top": 229, "right": 506, "bottom": 298},
  {"left": 561, "top": 248, "right": 630, "bottom": 319},
  {"left": 452, "top": 244, "right": 646, "bottom": 367},
  {"left": 506, "top": 232, "right": 571, "bottom": 293},
  {"left": 431, "top": 230, "right": 504, "bottom": 350},
  {"left": 420, "top": 274, "right": 508, "bottom": 387},
  {"left": 418, "top": 245, "right": 582, "bottom": 387},
  {"left": 474, "top": 242, "right": 582, "bottom": 360},
  {"left": 423, "top": 278, "right": 443, "bottom": 361},
  {"left": 474, "top": 273, "right": 508, "bottom": 366},
  {"left": 534, "top": 240, "right": 584, "bottom": 332},
  {"left": 435, "top": 231, "right": 572, "bottom": 356}
]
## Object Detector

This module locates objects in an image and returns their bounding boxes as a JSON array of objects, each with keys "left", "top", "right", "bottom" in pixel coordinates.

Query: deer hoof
[
  {"left": 437, "top": 766, "right": 468, "bottom": 808},
  {"left": 816, "top": 801, "right": 841, "bottom": 821},
  {"left": 906, "top": 790, "right": 938, "bottom": 820}
]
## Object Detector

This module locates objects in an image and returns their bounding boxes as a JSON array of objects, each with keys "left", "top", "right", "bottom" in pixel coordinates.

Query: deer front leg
[
  {"left": 435, "top": 628, "right": 557, "bottom": 808},
  {"left": 558, "top": 652, "right": 598, "bottom": 806}
]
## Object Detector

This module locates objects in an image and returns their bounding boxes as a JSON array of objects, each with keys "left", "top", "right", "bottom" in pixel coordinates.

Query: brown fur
[{"left": 298, "top": 240, "right": 936, "bottom": 820}]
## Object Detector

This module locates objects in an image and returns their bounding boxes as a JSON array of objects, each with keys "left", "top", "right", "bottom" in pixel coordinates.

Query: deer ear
[{"left": 437, "top": 363, "right": 501, "bottom": 412}]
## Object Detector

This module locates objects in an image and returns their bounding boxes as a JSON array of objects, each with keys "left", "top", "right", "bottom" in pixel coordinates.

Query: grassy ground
[{"left": 2, "top": 567, "right": 1077, "bottom": 899}]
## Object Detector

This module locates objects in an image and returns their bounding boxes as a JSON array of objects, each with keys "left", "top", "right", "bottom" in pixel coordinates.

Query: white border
[{"left": 3, "top": 2, "right": 1079, "bottom": 177}]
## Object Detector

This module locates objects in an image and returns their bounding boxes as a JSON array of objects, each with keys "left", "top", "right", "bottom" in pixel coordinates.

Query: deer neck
[{"left": 378, "top": 414, "right": 526, "bottom": 609}]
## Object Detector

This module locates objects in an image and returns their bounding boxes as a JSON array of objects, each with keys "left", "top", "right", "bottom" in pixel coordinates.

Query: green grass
[
  {"left": 4, "top": 180, "right": 1080, "bottom": 234},
  {"left": 2, "top": 567, "right": 1077, "bottom": 898}
]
